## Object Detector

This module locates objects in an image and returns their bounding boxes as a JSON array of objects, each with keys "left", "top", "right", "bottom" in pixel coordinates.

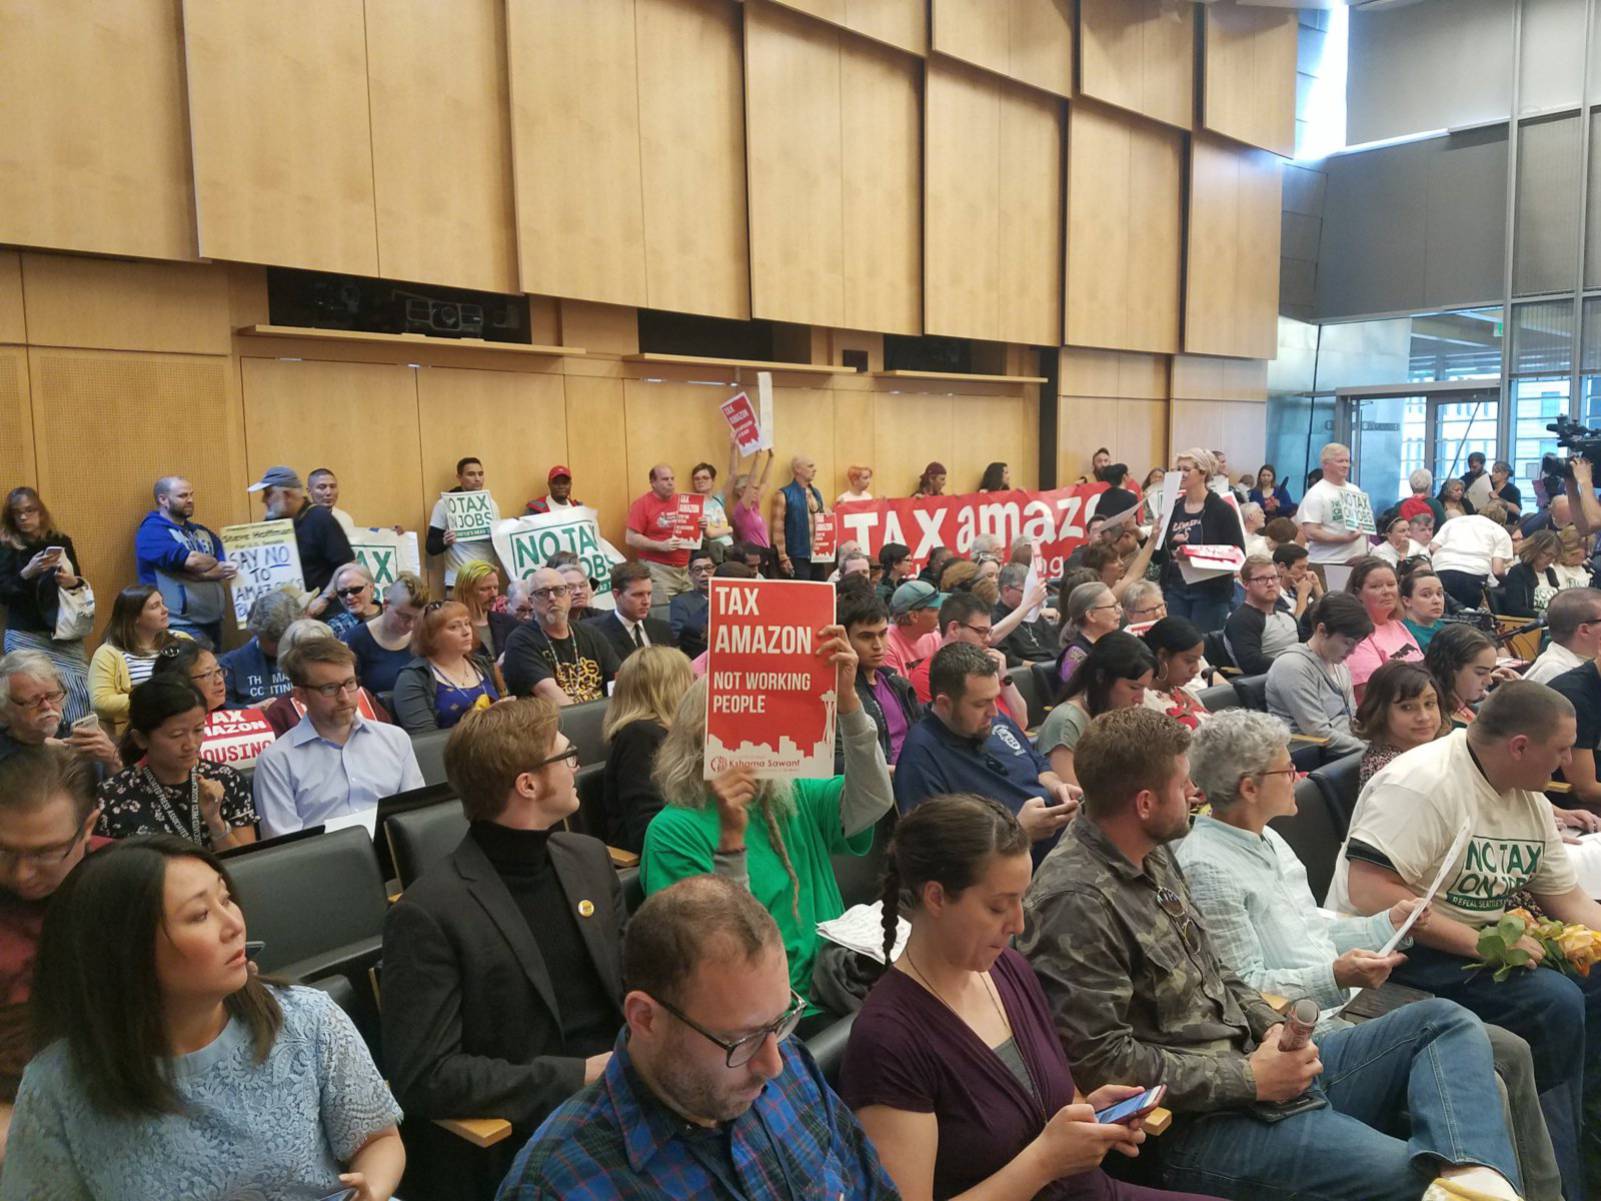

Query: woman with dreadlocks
[{"left": 642, "top": 623, "right": 893, "bottom": 1028}]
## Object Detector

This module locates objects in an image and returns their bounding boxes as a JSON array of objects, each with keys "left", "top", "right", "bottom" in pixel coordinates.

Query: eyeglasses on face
[
  {"left": 10, "top": 688, "right": 65, "bottom": 713},
  {"left": 306, "top": 677, "right": 360, "bottom": 698},
  {"left": 336, "top": 585, "right": 369, "bottom": 598},
  {"left": 531, "top": 585, "right": 571, "bottom": 601},
  {"left": 652, "top": 989, "right": 807, "bottom": 1068},
  {"left": 958, "top": 623, "right": 993, "bottom": 638},
  {"left": 189, "top": 666, "right": 225, "bottom": 684},
  {"left": 0, "top": 823, "right": 86, "bottom": 868},
  {"left": 530, "top": 744, "right": 580, "bottom": 772}
]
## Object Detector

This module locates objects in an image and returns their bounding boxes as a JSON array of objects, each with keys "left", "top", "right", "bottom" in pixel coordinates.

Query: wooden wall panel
[
  {"left": 771, "top": 387, "right": 840, "bottom": 509},
  {"left": 1171, "top": 353, "right": 1268, "bottom": 402},
  {"left": 508, "top": 0, "right": 646, "bottom": 306},
  {"left": 183, "top": 0, "right": 379, "bottom": 275},
  {"left": 1079, "top": 0, "right": 1195, "bottom": 131},
  {"left": 637, "top": 0, "right": 750, "bottom": 320},
  {"left": 1059, "top": 348, "right": 1168, "bottom": 400},
  {"left": 0, "top": 255, "right": 23, "bottom": 346},
  {"left": 623, "top": 380, "right": 744, "bottom": 495},
  {"left": 0, "top": 0, "right": 197, "bottom": 262},
  {"left": 933, "top": 0, "right": 1073, "bottom": 97},
  {"left": 20, "top": 256, "right": 232, "bottom": 355},
  {"left": 364, "top": 0, "right": 519, "bottom": 294},
  {"left": 1170, "top": 399, "right": 1265, "bottom": 471},
  {"left": 771, "top": 0, "right": 927, "bottom": 54},
  {"left": 562, "top": 377, "right": 631, "bottom": 550},
  {"left": 240, "top": 358, "right": 423, "bottom": 532},
  {"left": 925, "top": 62, "right": 1004, "bottom": 342},
  {"left": 1066, "top": 102, "right": 1183, "bottom": 354},
  {"left": 948, "top": 394, "right": 1033, "bottom": 493},
  {"left": 0, "top": 349, "right": 35, "bottom": 491},
  {"left": 996, "top": 85, "right": 1065, "bottom": 347},
  {"left": 416, "top": 368, "right": 568, "bottom": 529},
  {"left": 832, "top": 390, "right": 878, "bottom": 501},
  {"left": 29, "top": 350, "right": 247, "bottom": 642},
  {"left": 746, "top": 2, "right": 846, "bottom": 326},
  {"left": 873, "top": 394, "right": 957, "bottom": 500},
  {"left": 1185, "top": 135, "right": 1283, "bottom": 360},
  {"left": 1057, "top": 397, "right": 1169, "bottom": 484},
  {"left": 1202, "top": 2, "right": 1297, "bottom": 158},
  {"left": 841, "top": 38, "right": 923, "bottom": 335}
]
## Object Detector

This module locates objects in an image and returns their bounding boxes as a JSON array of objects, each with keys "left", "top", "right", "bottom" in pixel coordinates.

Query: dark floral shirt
[{"left": 95, "top": 759, "right": 256, "bottom": 848}]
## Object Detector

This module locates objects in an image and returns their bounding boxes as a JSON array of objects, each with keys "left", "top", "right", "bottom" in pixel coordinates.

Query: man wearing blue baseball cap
[{"left": 247, "top": 466, "right": 354, "bottom": 594}]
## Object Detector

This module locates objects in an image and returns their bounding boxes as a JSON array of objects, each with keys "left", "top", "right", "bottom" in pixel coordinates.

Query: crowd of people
[{"left": 5, "top": 440, "right": 1601, "bottom": 1199}]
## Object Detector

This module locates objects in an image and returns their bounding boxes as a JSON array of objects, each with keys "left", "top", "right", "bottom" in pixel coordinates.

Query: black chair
[
  {"left": 1195, "top": 682, "right": 1240, "bottom": 712},
  {"left": 560, "top": 699, "right": 610, "bottom": 771},
  {"left": 411, "top": 727, "right": 453, "bottom": 787},
  {"left": 1269, "top": 776, "right": 1346, "bottom": 906},
  {"left": 1231, "top": 673, "right": 1268, "bottom": 712},
  {"left": 1310, "top": 750, "right": 1366, "bottom": 827},
  {"left": 1029, "top": 659, "right": 1061, "bottom": 708},
  {"left": 1203, "top": 630, "right": 1234, "bottom": 671},
  {"left": 831, "top": 810, "right": 895, "bottom": 910},
  {"left": 226, "top": 825, "right": 388, "bottom": 1036},
  {"left": 385, "top": 799, "right": 470, "bottom": 890},
  {"left": 217, "top": 824, "right": 326, "bottom": 859},
  {"left": 373, "top": 782, "right": 457, "bottom": 881},
  {"left": 804, "top": 1010, "right": 857, "bottom": 1089},
  {"left": 1010, "top": 666, "right": 1046, "bottom": 731},
  {"left": 619, "top": 864, "right": 645, "bottom": 914},
  {"left": 569, "top": 762, "right": 606, "bottom": 840}
]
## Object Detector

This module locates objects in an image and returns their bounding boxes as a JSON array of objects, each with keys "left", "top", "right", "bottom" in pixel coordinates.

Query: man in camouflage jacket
[{"left": 1018, "top": 707, "right": 1524, "bottom": 1201}]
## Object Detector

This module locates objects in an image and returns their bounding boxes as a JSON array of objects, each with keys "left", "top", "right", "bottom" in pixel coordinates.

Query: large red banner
[{"left": 835, "top": 482, "right": 1117, "bottom": 581}]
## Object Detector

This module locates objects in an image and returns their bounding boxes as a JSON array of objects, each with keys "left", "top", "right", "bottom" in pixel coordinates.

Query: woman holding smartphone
[
  {"left": 840, "top": 795, "right": 1223, "bottom": 1201},
  {"left": 0, "top": 487, "right": 92, "bottom": 723},
  {"left": 1, "top": 836, "right": 404, "bottom": 1200}
]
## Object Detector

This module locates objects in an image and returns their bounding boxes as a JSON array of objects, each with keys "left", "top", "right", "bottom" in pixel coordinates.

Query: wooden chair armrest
[
  {"left": 608, "top": 846, "right": 641, "bottom": 868},
  {"left": 1261, "top": 991, "right": 1289, "bottom": 1010},
  {"left": 434, "top": 1116, "right": 514, "bottom": 1148},
  {"left": 1287, "top": 734, "right": 1330, "bottom": 746},
  {"left": 1145, "top": 1107, "right": 1173, "bottom": 1136},
  {"left": 1546, "top": 780, "right": 1573, "bottom": 794},
  {"left": 1218, "top": 667, "right": 1242, "bottom": 677}
]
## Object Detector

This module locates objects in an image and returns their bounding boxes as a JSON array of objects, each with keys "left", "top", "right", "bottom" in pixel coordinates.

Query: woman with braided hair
[
  {"left": 839, "top": 794, "right": 1223, "bottom": 1201},
  {"left": 641, "top": 623, "right": 894, "bottom": 1028}
]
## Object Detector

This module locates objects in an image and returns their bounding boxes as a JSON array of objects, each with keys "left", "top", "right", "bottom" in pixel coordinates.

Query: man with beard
[{"left": 502, "top": 567, "right": 620, "bottom": 705}]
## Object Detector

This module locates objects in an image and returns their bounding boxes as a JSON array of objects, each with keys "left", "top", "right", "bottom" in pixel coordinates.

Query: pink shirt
[
  {"left": 1345, "top": 619, "right": 1423, "bottom": 691},
  {"left": 883, "top": 626, "right": 941, "bottom": 677},
  {"left": 731, "top": 500, "right": 769, "bottom": 548}
]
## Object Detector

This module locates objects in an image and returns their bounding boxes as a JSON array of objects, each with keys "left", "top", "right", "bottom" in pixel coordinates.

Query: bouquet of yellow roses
[{"left": 1469, "top": 908, "right": 1601, "bottom": 982}]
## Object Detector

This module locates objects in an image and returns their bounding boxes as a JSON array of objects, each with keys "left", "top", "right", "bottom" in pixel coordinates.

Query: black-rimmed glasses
[
  {"left": 653, "top": 989, "right": 806, "bottom": 1067},
  {"left": 531, "top": 745, "right": 580, "bottom": 771}
]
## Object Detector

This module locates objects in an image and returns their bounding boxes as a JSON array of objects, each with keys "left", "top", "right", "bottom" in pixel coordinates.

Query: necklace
[
  {"left": 140, "top": 764, "right": 204, "bottom": 844},
  {"left": 903, "top": 949, "right": 1011, "bottom": 1038}
]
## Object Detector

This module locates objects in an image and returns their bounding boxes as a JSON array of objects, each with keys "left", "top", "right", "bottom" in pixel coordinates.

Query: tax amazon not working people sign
[
  {"left": 704, "top": 578, "right": 836, "bottom": 780},
  {"left": 490, "top": 507, "right": 626, "bottom": 611},
  {"left": 835, "top": 482, "right": 1118, "bottom": 580}
]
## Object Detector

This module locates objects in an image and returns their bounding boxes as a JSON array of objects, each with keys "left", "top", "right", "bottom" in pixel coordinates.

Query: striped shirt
[
  {"left": 125, "top": 652, "right": 160, "bottom": 688},
  {"left": 495, "top": 1033, "right": 897, "bottom": 1201}
]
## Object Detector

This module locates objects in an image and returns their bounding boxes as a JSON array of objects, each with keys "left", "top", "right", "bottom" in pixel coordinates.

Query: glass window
[
  {"left": 1510, "top": 300, "right": 1578, "bottom": 492},
  {"left": 1409, "top": 308, "right": 1504, "bottom": 382},
  {"left": 1435, "top": 397, "right": 1500, "bottom": 484}
]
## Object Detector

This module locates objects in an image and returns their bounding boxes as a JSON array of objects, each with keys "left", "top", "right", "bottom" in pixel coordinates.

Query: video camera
[{"left": 1542, "top": 416, "right": 1601, "bottom": 482}]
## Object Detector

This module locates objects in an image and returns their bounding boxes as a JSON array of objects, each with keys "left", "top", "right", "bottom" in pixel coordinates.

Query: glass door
[{"left": 1345, "top": 388, "right": 1500, "bottom": 506}]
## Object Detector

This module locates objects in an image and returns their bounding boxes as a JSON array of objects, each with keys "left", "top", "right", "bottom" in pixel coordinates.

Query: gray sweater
[{"left": 1264, "top": 642, "right": 1364, "bottom": 755}]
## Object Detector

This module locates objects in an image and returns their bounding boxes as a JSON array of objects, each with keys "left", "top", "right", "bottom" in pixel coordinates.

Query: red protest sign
[
  {"left": 704, "top": 578, "right": 836, "bottom": 779},
  {"left": 720, "top": 391, "right": 762, "bottom": 454},
  {"left": 810, "top": 512, "right": 838, "bottom": 561},
  {"left": 670, "top": 493, "right": 705, "bottom": 546},
  {"left": 835, "top": 483, "right": 1117, "bottom": 582},
  {"left": 200, "top": 708, "right": 276, "bottom": 768}
]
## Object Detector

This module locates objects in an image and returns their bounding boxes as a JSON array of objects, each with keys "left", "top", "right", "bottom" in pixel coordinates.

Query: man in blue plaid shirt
[{"left": 495, "top": 874, "right": 899, "bottom": 1200}]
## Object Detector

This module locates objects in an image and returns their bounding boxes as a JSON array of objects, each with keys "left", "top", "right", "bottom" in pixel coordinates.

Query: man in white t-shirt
[
  {"left": 426, "top": 456, "right": 501, "bottom": 588},
  {"left": 1296, "top": 444, "right": 1374, "bottom": 580},
  {"left": 1332, "top": 681, "right": 1601, "bottom": 1192},
  {"left": 1428, "top": 502, "right": 1515, "bottom": 609}
]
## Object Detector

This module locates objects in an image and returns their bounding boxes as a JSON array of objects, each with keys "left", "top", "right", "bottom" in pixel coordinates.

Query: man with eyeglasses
[
  {"left": 1022, "top": 707, "right": 1527, "bottom": 1201},
  {"left": 1223, "top": 554, "right": 1300, "bottom": 676},
  {"left": 498, "top": 873, "right": 898, "bottom": 1200},
  {"left": 503, "top": 567, "right": 621, "bottom": 706},
  {"left": 894, "top": 643, "right": 1078, "bottom": 859},
  {"left": 252, "top": 637, "right": 422, "bottom": 836},
  {"left": 0, "top": 746, "right": 110, "bottom": 1157},
  {"left": 904, "top": 592, "right": 1027, "bottom": 723},
  {"left": 1120, "top": 578, "right": 1168, "bottom": 632},
  {"left": 668, "top": 549, "right": 716, "bottom": 660},
  {"left": 0, "top": 651, "right": 118, "bottom": 773},
  {"left": 1525, "top": 587, "right": 1601, "bottom": 685},
  {"left": 993, "top": 562, "right": 1057, "bottom": 663}
]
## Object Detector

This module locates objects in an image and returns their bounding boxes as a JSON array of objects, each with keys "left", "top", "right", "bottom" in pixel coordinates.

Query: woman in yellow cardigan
[{"left": 88, "top": 585, "right": 188, "bottom": 737}]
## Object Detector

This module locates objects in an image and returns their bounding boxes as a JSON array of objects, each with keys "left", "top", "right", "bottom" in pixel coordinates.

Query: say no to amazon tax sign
[{"left": 704, "top": 578, "right": 836, "bottom": 780}]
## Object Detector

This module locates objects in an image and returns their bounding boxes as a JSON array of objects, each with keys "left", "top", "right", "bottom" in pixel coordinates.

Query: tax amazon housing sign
[{"left": 704, "top": 579, "right": 836, "bottom": 780}]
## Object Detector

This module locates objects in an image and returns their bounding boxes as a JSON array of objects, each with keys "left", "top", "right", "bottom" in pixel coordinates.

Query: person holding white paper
[
  {"left": 1298, "top": 444, "right": 1374, "bottom": 579},
  {"left": 1180, "top": 711, "right": 1563, "bottom": 1201},
  {"left": 426, "top": 456, "right": 500, "bottom": 587},
  {"left": 1157, "top": 449, "right": 1243, "bottom": 634}
]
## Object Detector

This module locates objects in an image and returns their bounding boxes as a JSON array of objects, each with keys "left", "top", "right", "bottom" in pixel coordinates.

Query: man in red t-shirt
[
  {"left": 625, "top": 464, "right": 694, "bottom": 602},
  {"left": 0, "top": 744, "right": 110, "bottom": 1148},
  {"left": 905, "top": 592, "right": 1026, "bottom": 724}
]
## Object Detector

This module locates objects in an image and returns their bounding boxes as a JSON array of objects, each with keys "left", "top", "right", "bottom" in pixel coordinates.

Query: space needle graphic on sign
[{"left": 703, "top": 577, "right": 837, "bottom": 779}]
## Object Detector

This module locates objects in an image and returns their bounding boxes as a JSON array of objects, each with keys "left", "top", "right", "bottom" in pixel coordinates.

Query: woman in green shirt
[{"left": 642, "top": 625, "right": 893, "bottom": 1020}]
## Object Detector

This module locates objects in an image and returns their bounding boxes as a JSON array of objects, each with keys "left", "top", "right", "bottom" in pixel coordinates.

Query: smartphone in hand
[
  {"left": 1094, "top": 1085, "right": 1166, "bottom": 1125},
  {"left": 70, "top": 714, "right": 100, "bottom": 734}
]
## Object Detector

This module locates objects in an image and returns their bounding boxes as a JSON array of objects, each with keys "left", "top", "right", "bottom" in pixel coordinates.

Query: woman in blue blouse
[
  {"left": 391, "top": 600, "right": 503, "bottom": 733},
  {"left": 2, "top": 836, "right": 404, "bottom": 1200},
  {"left": 1247, "top": 464, "right": 1297, "bottom": 520}
]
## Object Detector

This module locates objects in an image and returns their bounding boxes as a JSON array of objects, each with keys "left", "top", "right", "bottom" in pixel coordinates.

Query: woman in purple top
[{"left": 840, "top": 794, "right": 1221, "bottom": 1201}]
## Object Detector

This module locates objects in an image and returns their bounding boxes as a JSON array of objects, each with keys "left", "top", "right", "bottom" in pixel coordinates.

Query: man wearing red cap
[{"left": 526, "top": 466, "right": 582, "bottom": 515}]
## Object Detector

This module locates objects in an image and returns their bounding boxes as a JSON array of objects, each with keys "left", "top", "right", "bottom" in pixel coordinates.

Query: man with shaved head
[
  {"left": 773, "top": 453, "right": 830, "bottom": 580},
  {"left": 625, "top": 463, "right": 693, "bottom": 602},
  {"left": 502, "top": 567, "right": 620, "bottom": 705},
  {"left": 136, "top": 474, "right": 237, "bottom": 646}
]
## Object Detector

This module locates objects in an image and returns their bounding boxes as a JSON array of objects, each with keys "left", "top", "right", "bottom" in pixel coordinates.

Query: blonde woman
[
  {"left": 642, "top": 629, "right": 893, "bottom": 1022},
  {"left": 452, "top": 559, "right": 504, "bottom": 658},
  {"left": 600, "top": 645, "right": 694, "bottom": 853}
]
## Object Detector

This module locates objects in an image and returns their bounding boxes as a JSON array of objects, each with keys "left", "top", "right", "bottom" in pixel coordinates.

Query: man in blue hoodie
[{"left": 134, "top": 476, "right": 235, "bottom": 647}]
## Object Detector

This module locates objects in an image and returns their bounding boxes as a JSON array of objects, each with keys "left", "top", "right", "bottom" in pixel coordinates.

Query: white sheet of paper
[
  {"left": 817, "top": 901, "right": 910, "bottom": 965},
  {"left": 1153, "top": 473, "right": 1183, "bottom": 549},
  {"left": 1022, "top": 541, "right": 1044, "bottom": 622},
  {"left": 1376, "top": 820, "right": 1472, "bottom": 957},
  {"left": 757, "top": 371, "right": 775, "bottom": 451},
  {"left": 321, "top": 807, "right": 379, "bottom": 838}
]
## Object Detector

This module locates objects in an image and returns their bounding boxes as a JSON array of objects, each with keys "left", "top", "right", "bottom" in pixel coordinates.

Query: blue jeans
[
  {"left": 1160, "top": 998, "right": 1519, "bottom": 1201},
  {"left": 1393, "top": 943, "right": 1601, "bottom": 1199},
  {"left": 1164, "top": 586, "right": 1231, "bottom": 635}
]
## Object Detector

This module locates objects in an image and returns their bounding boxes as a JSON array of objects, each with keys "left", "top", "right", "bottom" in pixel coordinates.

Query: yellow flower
[{"left": 1559, "top": 925, "right": 1601, "bottom": 976}]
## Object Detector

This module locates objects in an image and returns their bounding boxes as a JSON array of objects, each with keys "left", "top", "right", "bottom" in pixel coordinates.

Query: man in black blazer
[
  {"left": 381, "top": 699, "right": 626, "bottom": 1198},
  {"left": 583, "top": 560, "right": 675, "bottom": 663}
]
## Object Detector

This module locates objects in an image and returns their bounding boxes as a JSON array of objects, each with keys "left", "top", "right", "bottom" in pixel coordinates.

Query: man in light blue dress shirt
[{"left": 253, "top": 637, "right": 423, "bottom": 837}]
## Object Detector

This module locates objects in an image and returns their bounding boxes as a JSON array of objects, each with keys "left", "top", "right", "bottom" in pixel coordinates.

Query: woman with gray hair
[
  {"left": 1176, "top": 709, "right": 1564, "bottom": 1201},
  {"left": 641, "top": 625, "right": 892, "bottom": 1025},
  {"left": 1158, "top": 447, "right": 1244, "bottom": 634},
  {"left": 1056, "top": 581, "right": 1121, "bottom": 689}
]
